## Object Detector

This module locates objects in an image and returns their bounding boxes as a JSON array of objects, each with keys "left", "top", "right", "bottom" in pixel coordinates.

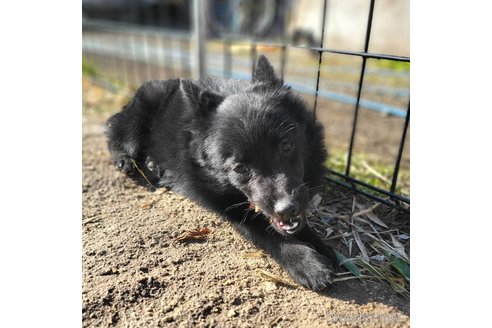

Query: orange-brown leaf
[{"left": 172, "top": 228, "right": 211, "bottom": 244}]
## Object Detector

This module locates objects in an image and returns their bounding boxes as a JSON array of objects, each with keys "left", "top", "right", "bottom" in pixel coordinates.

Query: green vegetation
[
  {"left": 325, "top": 148, "right": 410, "bottom": 198},
  {"left": 370, "top": 59, "right": 410, "bottom": 72},
  {"left": 82, "top": 57, "right": 99, "bottom": 78}
]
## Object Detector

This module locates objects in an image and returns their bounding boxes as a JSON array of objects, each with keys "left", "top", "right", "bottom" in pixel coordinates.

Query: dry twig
[{"left": 171, "top": 228, "right": 211, "bottom": 245}]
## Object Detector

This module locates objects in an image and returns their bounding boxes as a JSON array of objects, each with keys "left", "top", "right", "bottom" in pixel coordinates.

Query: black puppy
[{"left": 105, "top": 55, "right": 336, "bottom": 291}]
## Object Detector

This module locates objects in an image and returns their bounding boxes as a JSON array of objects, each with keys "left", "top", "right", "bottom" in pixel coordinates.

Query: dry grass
[{"left": 307, "top": 188, "right": 410, "bottom": 298}]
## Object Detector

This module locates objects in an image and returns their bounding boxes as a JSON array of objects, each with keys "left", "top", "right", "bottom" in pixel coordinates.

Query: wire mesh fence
[{"left": 82, "top": 0, "right": 410, "bottom": 212}]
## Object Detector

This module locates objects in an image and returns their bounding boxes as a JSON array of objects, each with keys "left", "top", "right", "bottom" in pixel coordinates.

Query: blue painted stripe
[
  {"left": 288, "top": 82, "right": 408, "bottom": 118},
  {"left": 208, "top": 69, "right": 408, "bottom": 118},
  {"left": 83, "top": 40, "right": 407, "bottom": 118}
]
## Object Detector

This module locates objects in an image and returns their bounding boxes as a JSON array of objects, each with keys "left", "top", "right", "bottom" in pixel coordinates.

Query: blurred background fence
[{"left": 82, "top": 0, "right": 410, "bottom": 212}]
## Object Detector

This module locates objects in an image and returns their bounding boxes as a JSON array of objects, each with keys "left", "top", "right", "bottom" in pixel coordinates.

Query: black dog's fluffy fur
[{"left": 105, "top": 55, "right": 336, "bottom": 290}]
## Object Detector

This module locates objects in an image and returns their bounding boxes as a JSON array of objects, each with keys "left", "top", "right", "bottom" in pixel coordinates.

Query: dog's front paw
[
  {"left": 145, "top": 156, "right": 164, "bottom": 179},
  {"left": 282, "top": 244, "right": 334, "bottom": 291},
  {"left": 114, "top": 154, "right": 135, "bottom": 176}
]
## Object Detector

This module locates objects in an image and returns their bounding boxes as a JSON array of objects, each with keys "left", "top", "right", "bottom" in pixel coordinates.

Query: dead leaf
[
  {"left": 353, "top": 216, "right": 371, "bottom": 225},
  {"left": 324, "top": 227, "right": 334, "bottom": 238},
  {"left": 353, "top": 202, "right": 380, "bottom": 217},
  {"left": 256, "top": 269, "right": 298, "bottom": 288},
  {"left": 347, "top": 238, "right": 353, "bottom": 258},
  {"left": 172, "top": 228, "right": 211, "bottom": 244},
  {"left": 141, "top": 198, "right": 158, "bottom": 209},
  {"left": 361, "top": 160, "right": 392, "bottom": 185},
  {"left": 370, "top": 254, "right": 385, "bottom": 262},
  {"left": 82, "top": 216, "right": 101, "bottom": 225},
  {"left": 353, "top": 229, "right": 370, "bottom": 262},
  {"left": 307, "top": 194, "right": 323, "bottom": 212},
  {"left": 354, "top": 202, "right": 388, "bottom": 229},
  {"left": 365, "top": 211, "right": 389, "bottom": 229},
  {"left": 390, "top": 235, "right": 409, "bottom": 261},
  {"left": 397, "top": 233, "right": 410, "bottom": 240}
]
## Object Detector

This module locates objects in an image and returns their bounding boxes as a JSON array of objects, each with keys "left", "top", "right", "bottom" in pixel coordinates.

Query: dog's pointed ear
[
  {"left": 252, "top": 55, "right": 280, "bottom": 84},
  {"left": 180, "top": 79, "right": 223, "bottom": 115}
]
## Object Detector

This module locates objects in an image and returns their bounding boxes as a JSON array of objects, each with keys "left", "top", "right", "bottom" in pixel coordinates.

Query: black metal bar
[
  {"left": 312, "top": 0, "right": 329, "bottom": 117},
  {"left": 363, "top": 0, "right": 376, "bottom": 52},
  {"left": 237, "top": 42, "right": 410, "bottom": 62},
  {"left": 325, "top": 176, "right": 410, "bottom": 213},
  {"left": 280, "top": 45, "right": 287, "bottom": 82},
  {"left": 345, "top": 57, "right": 366, "bottom": 176},
  {"left": 316, "top": 48, "right": 408, "bottom": 62},
  {"left": 326, "top": 168, "right": 410, "bottom": 204},
  {"left": 390, "top": 103, "right": 410, "bottom": 193},
  {"left": 345, "top": 0, "right": 376, "bottom": 177}
]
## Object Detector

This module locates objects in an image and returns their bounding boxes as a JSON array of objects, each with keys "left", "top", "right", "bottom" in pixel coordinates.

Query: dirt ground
[{"left": 82, "top": 79, "right": 409, "bottom": 327}]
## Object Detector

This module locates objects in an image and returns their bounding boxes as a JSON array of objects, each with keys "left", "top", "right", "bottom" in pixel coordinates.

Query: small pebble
[
  {"left": 227, "top": 309, "right": 237, "bottom": 318},
  {"left": 163, "top": 315, "right": 174, "bottom": 322},
  {"left": 263, "top": 282, "right": 277, "bottom": 292}
]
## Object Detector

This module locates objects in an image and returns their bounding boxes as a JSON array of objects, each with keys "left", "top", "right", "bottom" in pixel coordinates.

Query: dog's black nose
[{"left": 274, "top": 199, "right": 299, "bottom": 219}]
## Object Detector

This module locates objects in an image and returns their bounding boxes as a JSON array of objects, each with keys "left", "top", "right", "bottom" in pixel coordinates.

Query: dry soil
[{"left": 82, "top": 78, "right": 409, "bottom": 328}]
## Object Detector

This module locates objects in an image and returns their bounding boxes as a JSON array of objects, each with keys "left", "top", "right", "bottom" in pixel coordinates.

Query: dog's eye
[
  {"left": 280, "top": 141, "right": 293, "bottom": 154},
  {"left": 233, "top": 164, "right": 249, "bottom": 175}
]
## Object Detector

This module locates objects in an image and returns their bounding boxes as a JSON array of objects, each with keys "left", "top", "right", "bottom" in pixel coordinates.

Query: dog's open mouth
[
  {"left": 250, "top": 202, "right": 303, "bottom": 234},
  {"left": 271, "top": 216, "right": 301, "bottom": 234}
]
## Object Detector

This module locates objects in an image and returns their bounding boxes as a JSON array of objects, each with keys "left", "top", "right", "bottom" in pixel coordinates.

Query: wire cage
[{"left": 82, "top": 0, "right": 410, "bottom": 213}]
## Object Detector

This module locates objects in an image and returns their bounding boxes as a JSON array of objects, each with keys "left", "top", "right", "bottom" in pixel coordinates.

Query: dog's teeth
[{"left": 255, "top": 205, "right": 260, "bottom": 213}]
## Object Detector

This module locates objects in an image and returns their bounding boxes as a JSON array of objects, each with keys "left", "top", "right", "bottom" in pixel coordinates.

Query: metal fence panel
[{"left": 82, "top": 0, "right": 410, "bottom": 212}]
